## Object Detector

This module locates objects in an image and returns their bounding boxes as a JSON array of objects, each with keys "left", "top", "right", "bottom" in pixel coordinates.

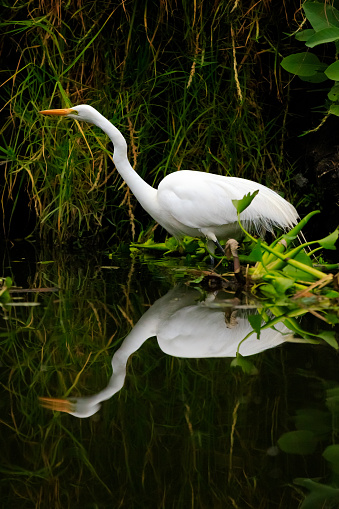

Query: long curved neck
[{"left": 94, "top": 114, "right": 158, "bottom": 214}]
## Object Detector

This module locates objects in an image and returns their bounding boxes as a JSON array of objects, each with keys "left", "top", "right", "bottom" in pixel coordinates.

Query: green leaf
[
  {"left": 0, "top": 289, "right": 11, "bottom": 304},
  {"left": 323, "top": 445, "right": 339, "bottom": 474},
  {"left": 304, "top": 1, "right": 339, "bottom": 32},
  {"left": 4, "top": 277, "right": 12, "bottom": 288},
  {"left": 281, "top": 52, "right": 324, "bottom": 76},
  {"left": 305, "top": 27, "right": 339, "bottom": 47},
  {"left": 323, "top": 311, "right": 339, "bottom": 323},
  {"left": 278, "top": 430, "right": 317, "bottom": 455},
  {"left": 260, "top": 283, "right": 278, "bottom": 297},
  {"left": 274, "top": 276, "right": 295, "bottom": 294},
  {"left": 248, "top": 242, "right": 263, "bottom": 263},
  {"left": 165, "top": 237, "right": 179, "bottom": 250},
  {"left": 325, "top": 60, "right": 339, "bottom": 80},
  {"left": 317, "top": 229, "right": 338, "bottom": 250},
  {"left": 299, "top": 72, "right": 328, "bottom": 83},
  {"left": 294, "top": 478, "right": 339, "bottom": 508},
  {"left": 248, "top": 314, "right": 262, "bottom": 338},
  {"left": 330, "top": 104, "right": 339, "bottom": 116},
  {"left": 295, "top": 29, "right": 316, "bottom": 41},
  {"left": 232, "top": 190, "right": 259, "bottom": 214},
  {"left": 317, "top": 330, "right": 338, "bottom": 349},
  {"left": 230, "top": 353, "right": 259, "bottom": 376},
  {"left": 328, "top": 84, "right": 339, "bottom": 101},
  {"left": 283, "top": 251, "right": 317, "bottom": 281}
]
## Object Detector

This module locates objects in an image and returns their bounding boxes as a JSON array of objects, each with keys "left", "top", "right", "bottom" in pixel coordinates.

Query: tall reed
[{"left": 0, "top": 0, "right": 299, "bottom": 244}]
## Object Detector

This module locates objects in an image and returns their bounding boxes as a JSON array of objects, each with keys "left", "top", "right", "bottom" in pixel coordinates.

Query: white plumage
[{"left": 40, "top": 104, "right": 299, "bottom": 249}]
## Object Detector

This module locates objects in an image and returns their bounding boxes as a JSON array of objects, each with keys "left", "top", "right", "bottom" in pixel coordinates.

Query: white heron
[{"left": 39, "top": 105, "right": 299, "bottom": 257}]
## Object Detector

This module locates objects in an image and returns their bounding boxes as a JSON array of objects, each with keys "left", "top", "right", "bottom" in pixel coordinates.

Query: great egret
[{"left": 39, "top": 105, "right": 299, "bottom": 255}]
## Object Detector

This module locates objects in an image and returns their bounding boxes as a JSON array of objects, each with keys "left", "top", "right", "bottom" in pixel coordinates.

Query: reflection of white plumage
[
  {"left": 40, "top": 105, "right": 299, "bottom": 253},
  {"left": 40, "top": 286, "right": 295, "bottom": 418}
]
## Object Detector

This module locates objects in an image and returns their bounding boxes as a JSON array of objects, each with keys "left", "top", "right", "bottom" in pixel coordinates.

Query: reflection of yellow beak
[
  {"left": 39, "top": 396, "right": 74, "bottom": 414},
  {"left": 39, "top": 108, "right": 75, "bottom": 116}
]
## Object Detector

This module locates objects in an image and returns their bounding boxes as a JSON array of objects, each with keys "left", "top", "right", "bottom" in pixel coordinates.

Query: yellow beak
[{"left": 39, "top": 108, "right": 75, "bottom": 116}]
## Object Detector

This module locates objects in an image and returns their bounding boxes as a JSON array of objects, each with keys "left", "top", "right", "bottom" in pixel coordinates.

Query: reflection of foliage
[{"left": 278, "top": 386, "right": 339, "bottom": 508}]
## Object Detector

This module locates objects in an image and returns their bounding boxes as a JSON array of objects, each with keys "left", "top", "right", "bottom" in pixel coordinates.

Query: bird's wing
[
  {"left": 157, "top": 170, "right": 298, "bottom": 232},
  {"left": 157, "top": 171, "right": 238, "bottom": 229}
]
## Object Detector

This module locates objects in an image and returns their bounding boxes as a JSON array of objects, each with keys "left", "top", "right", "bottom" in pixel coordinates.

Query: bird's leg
[
  {"left": 214, "top": 239, "right": 226, "bottom": 256},
  {"left": 206, "top": 239, "right": 226, "bottom": 265},
  {"left": 225, "top": 239, "right": 245, "bottom": 284}
]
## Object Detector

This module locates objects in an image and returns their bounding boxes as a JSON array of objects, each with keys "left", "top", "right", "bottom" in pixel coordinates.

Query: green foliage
[
  {"left": 230, "top": 354, "right": 259, "bottom": 376},
  {"left": 0, "top": 277, "right": 12, "bottom": 304},
  {"left": 0, "top": 0, "right": 298, "bottom": 243},
  {"left": 279, "top": 386, "right": 339, "bottom": 508},
  {"left": 278, "top": 430, "right": 318, "bottom": 455},
  {"left": 232, "top": 190, "right": 259, "bottom": 214},
  {"left": 281, "top": 0, "right": 339, "bottom": 116}
]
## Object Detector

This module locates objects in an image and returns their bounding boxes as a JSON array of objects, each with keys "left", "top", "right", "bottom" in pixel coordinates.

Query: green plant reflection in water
[{"left": 277, "top": 386, "right": 339, "bottom": 508}]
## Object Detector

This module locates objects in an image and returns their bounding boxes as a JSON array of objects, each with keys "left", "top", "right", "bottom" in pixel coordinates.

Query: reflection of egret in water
[{"left": 40, "top": 286, "right": 294, "bottom": 418}]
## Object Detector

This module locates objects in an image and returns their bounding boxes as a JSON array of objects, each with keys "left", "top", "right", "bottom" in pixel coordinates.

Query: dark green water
[{"left": 1, "top": 243, "right": 339, "bottom": 508}]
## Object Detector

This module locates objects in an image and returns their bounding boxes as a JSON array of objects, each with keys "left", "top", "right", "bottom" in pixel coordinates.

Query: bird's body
[{"left": 40, "top": 105, "right": 299, "bottom": 251}]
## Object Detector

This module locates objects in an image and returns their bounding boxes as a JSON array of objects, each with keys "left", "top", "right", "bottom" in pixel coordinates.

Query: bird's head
[{"left": 39, "top": 104, "right": 101, "bottom": 124}]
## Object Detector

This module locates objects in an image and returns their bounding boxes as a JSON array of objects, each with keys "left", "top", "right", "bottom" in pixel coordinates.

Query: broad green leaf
[
  {"left": 323, "top": 445, "right": 339, "bottom": 473},
  {"left": 232, "top": 190, "right": 259, "bottom": 214},
  {"left": 299, "top": 72, "right": 328, "bottom": 83},
  {"left": 317, "top": 229, "right": 338, "bottom": 249},
  {"left": 294, "top": 478, "right": 339, "bottom": 509},
  {"left": 330, "top": 104, "right": 339, "bottom": 116},
  {"left": 317, "top": 330, "right": 338, "bottom": 349},
  {"left": 278, "top": 430, "right": 317, "bottom": 455},
  {"left": 281, "top": 52, "right": 323, "bottom": 76},
  {"left": 274, "top": 277, "right": 295, "bottom": 294},
  {"left": 248, "top": 242, "right": 263, "bottom": 262},
  {"left": 328, "top": 84, "right": 339, "bottom": 101},
  {"left": 304, "top": 1, "right": 339, "bottom": 32},
  {"left": 325, "top": 60, "right": 339, "bottom": 80},
  {"left": 305, "top": 27, "right": 339, "bottom": 47},
  {"left": 230, "top": 354, "right": 259, "bottom": 375},
  {"left": 248, "top": 314, "right": 262, "bottom": 338},
  {"left": 295, "top": 29, "right": 316, "bottom": 41}
]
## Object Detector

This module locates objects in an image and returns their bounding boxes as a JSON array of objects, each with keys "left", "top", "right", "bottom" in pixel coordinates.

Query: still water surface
[{"left": 1, "top": 243, "right": 339, "bottom": 508}]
